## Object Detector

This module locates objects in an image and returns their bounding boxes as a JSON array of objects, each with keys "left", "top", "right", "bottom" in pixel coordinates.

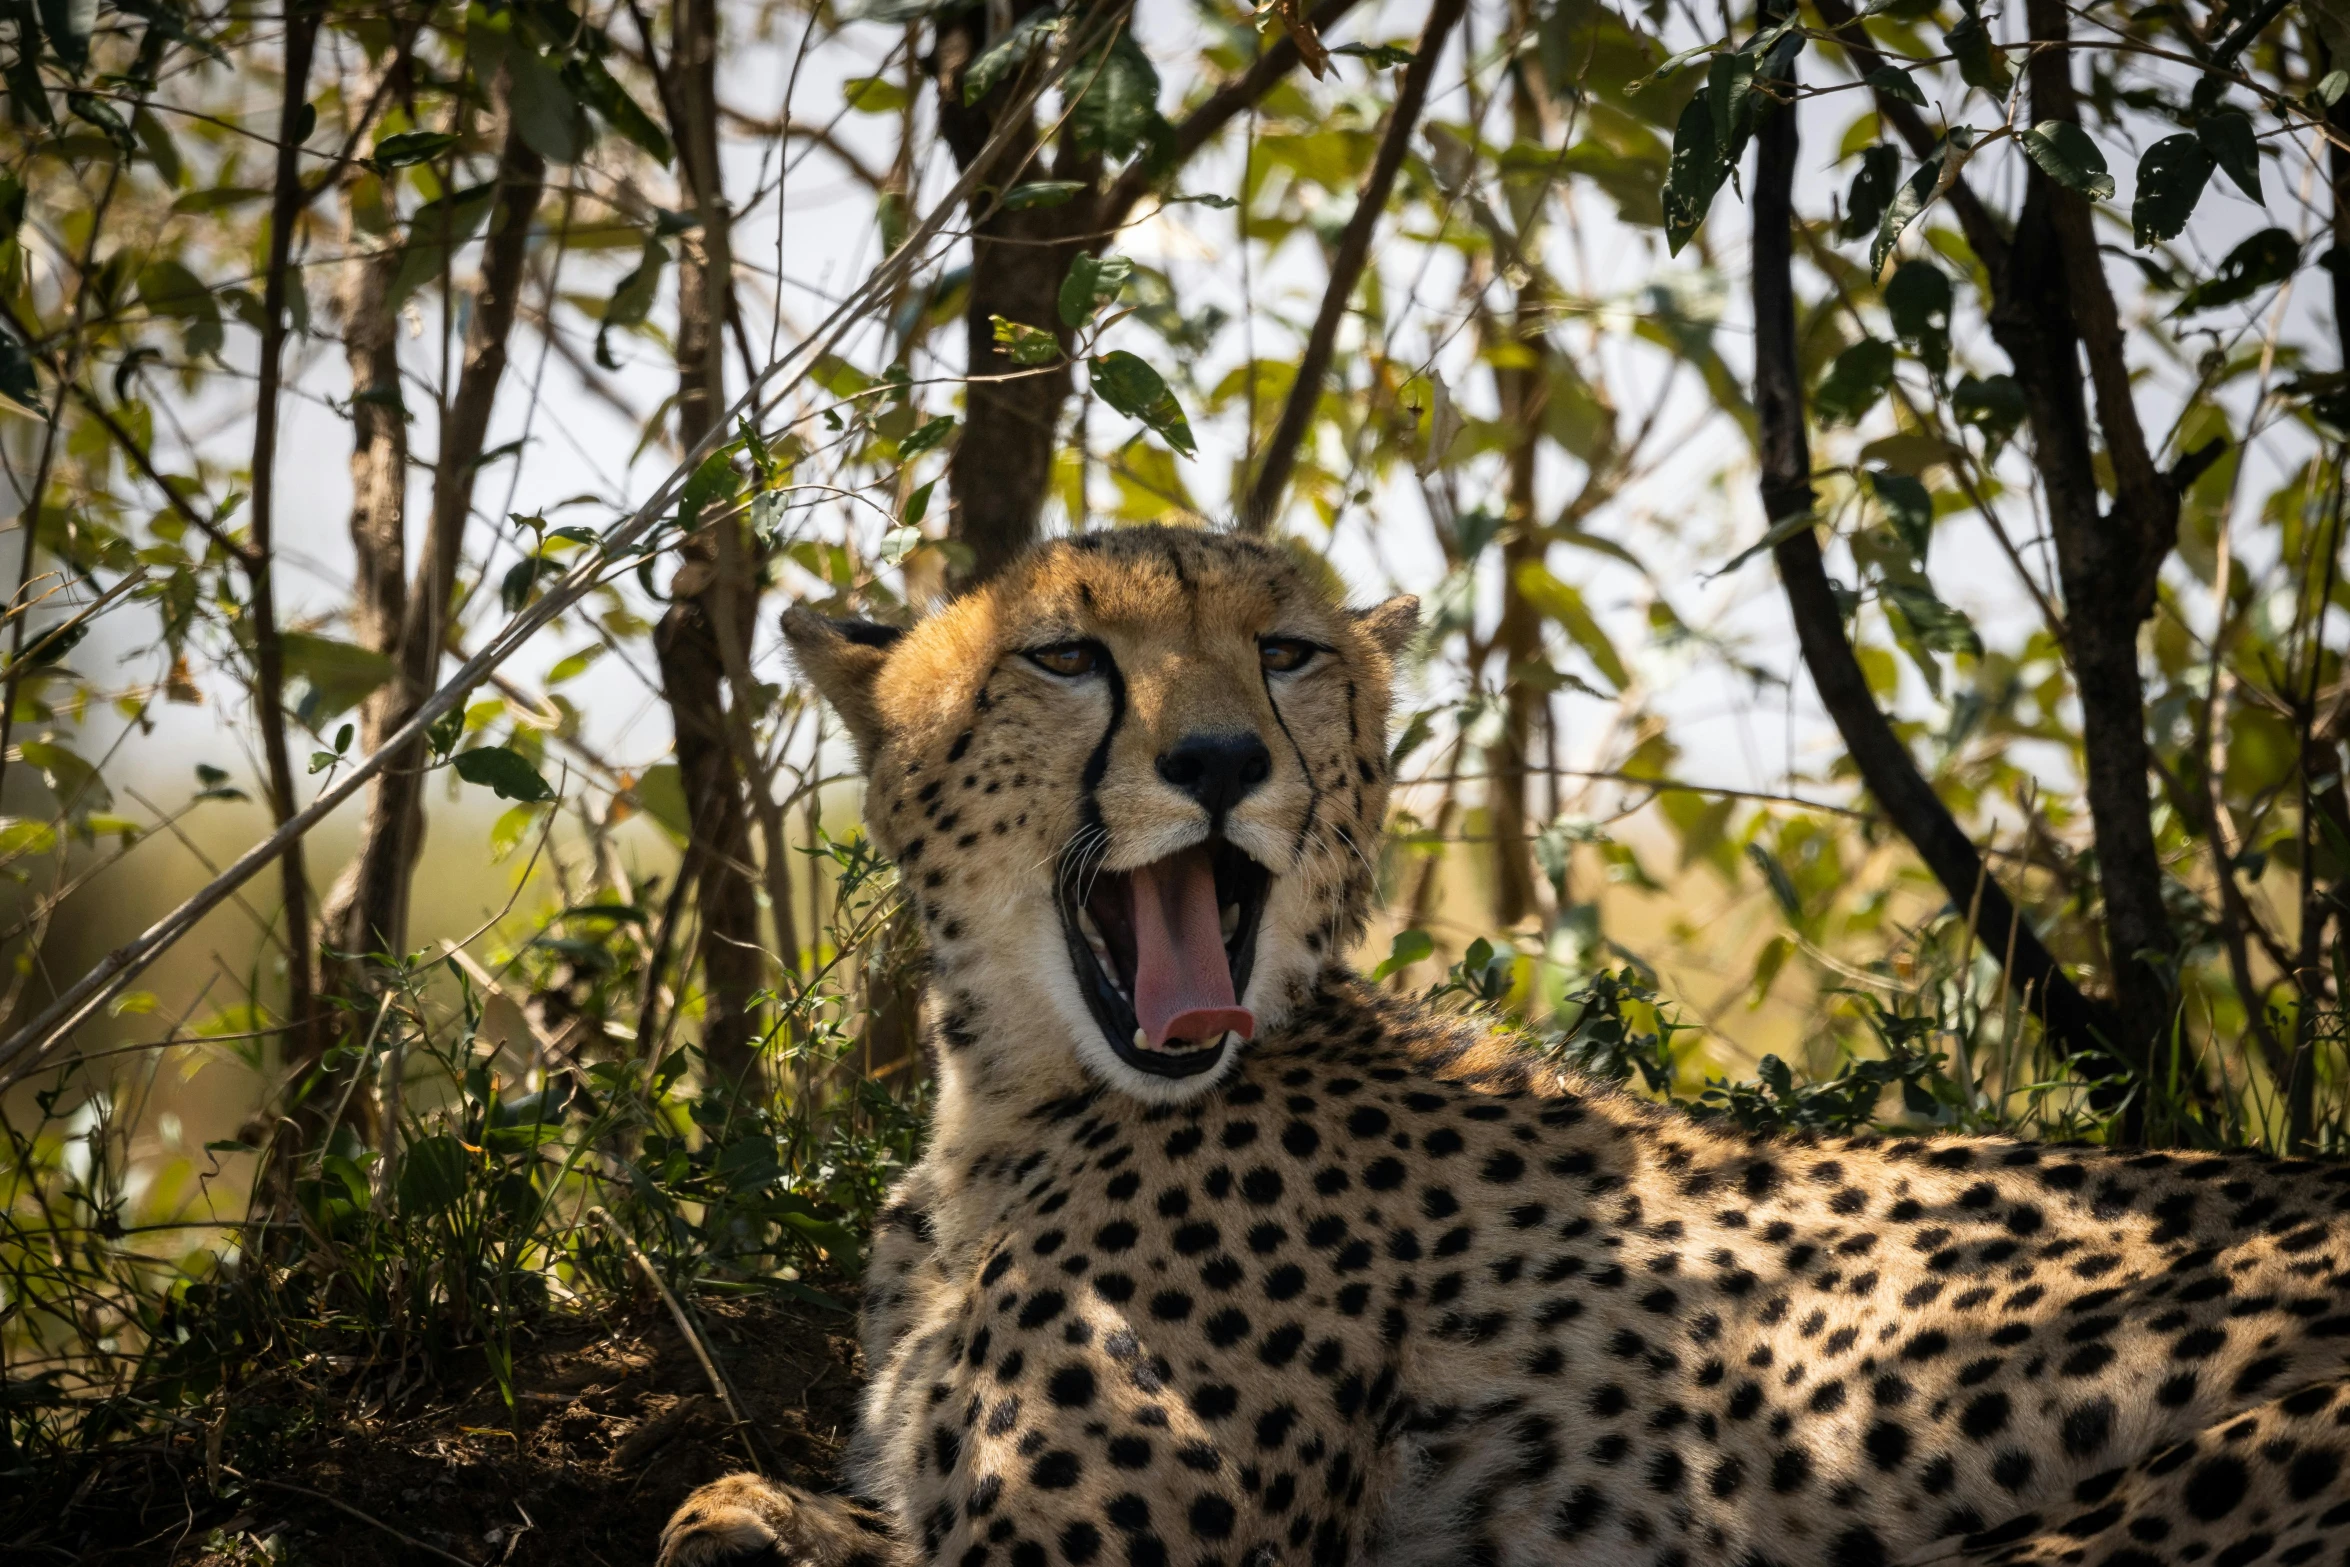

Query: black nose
[{"left": 1157, "top": 732, "right": 1273, "bottom": 821}]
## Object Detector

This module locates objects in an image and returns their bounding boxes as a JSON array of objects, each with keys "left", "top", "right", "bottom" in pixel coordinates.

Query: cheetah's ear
[
  {"left": 782, "top": 606, "right": 902, "bottom": 764},
  {"left": 1354, "top": 595, "right": 1420, "bottom": 661}
]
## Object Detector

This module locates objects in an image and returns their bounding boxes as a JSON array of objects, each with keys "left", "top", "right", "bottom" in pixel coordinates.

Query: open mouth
[{"left": 1059, "top": 838, "right": 1271, "bottom": 1079}]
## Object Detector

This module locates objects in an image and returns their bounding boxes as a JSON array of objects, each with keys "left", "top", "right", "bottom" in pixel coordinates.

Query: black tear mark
[{"left": 1262, "top": 663, "right": 1321, "bottom": 868}]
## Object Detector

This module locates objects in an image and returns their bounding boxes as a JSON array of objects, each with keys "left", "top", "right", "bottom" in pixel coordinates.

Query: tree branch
[
  {"left": 1810, "top": 0, "right": 2006, "bottom": 275},
  {"left": 249, "top": 2, "right": 325, "bottom": 1095},
  {"left": 1239, "top": 0, "right": 1465, "bottom": 534},
  {"left": 1096, "top": 0, "right": 1363, "bottom": 234},
  {"left": 1748, "top": 28, "right": 2140, "bottom": 1086}
]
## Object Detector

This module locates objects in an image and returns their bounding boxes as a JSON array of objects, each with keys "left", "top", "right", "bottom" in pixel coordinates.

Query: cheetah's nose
[{"left": 1156, "top": 732, "right": 1272, "bottom": 822}]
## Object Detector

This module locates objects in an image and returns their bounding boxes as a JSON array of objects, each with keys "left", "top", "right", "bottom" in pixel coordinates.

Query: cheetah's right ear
[
  {"left": 1354, "top": 594, "right": 1420, "bottom": 661},
  {"left": 782, "top": 606, "right": 902, "bottom": 765}
]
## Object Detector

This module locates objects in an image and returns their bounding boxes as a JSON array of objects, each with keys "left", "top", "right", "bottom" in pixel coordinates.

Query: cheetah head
[{"left": 785, "top": 526, "right": 1416, "bottom": 1102}]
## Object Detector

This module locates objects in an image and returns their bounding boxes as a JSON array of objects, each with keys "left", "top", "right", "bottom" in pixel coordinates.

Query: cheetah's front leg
[{"left": 656, "top": 1473, "right": 910, "bottom": 1567}]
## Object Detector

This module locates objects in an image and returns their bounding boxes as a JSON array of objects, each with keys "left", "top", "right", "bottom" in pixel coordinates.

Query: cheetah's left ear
[
  {"left": 1354, "top": 595, "right": 1420, "bottom": 661},
  {"left": 782, "top": 605, "right": 902, "bottom": 765}
]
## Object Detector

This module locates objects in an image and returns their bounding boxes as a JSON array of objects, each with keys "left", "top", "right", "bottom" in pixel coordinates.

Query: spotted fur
[{"left": 659, "top": 528, "right": 2350, "bottom": 1567}]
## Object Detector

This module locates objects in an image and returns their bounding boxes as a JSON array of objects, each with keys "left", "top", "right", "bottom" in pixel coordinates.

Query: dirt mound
[{"left": 10, "top": 1293, "right": 865, "bottom": 1566}]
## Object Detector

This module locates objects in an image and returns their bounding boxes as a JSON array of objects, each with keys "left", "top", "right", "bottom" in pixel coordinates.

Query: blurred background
[{"left": 3, "top": 0, "right": 2347, "bottom": 1536}]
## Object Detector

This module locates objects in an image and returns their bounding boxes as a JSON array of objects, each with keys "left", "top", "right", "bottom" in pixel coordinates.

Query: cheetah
[{"left": 660, "top": 526, "right": 2350, "bottom": 1567}]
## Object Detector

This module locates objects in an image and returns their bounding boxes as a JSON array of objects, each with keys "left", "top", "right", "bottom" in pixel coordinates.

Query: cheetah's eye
[
  {"left": 1259, "top": 637, "right": 1319, "bottom": 674},
  {"left": 1025, "top": 641, "right": 1103, "bottom": 678}
]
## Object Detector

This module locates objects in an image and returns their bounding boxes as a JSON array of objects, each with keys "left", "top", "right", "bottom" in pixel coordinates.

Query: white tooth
[
  {"left": 1220, "top": 902, "right": 1239, "bottom": 939},
  {"left": 1134, "top": 1027, "right": 1150, "bottom": 1051}
]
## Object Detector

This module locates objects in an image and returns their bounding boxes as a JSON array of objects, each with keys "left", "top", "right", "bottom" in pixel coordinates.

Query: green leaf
[
  {"left": 1943, "top": 0, "right": 2012, "bottom": 95},
  {"left": 1882, "top": 580, "right": 1982, "bottom": 656},
  {"left": 1870, "top": 140, "right": 1956, "bottom": 274},
  {"left": 1883, "top": 259, "right": 1951, "bottom": 378},
  {"left": 281, "top": 632, "right": 395, "bottom": 724},
  {"left": 19, "top": 740, "right": 111, "bottom": 817},
  {"left": 1867, "top": 469, "right": 1934, "bottom": 561},
  {"left": 1371, "top": 928, "right": 1434, "bottom": 981},
  {"left": 1058, "top": 252, "right": 1133, "bottom": 328},
  {"left": 389, "top": 183, "right": 499, "bottom": 310},
  {"left": 1716, "top": 508, "right": 1820, "bottom": 576},
  {"left": 2017, "top": 120, "right": 2114, "bottom": 200},
  {"left": 1066, "top": 31, "right": 1164, "bottom": 161},
  {"left": 595, "top": 236, "right": 670, "bottom": 370},
  {"left": 566, "top": 53, "right": 672, "bottom": 165},
  {"left": 1514, "top": 562, "right": 1629, "bottom": 691},
  {"left": 677, "top": 448, "right": 743, "bottom": 533},
  {"left": 964, "top": 8, "right": 1057, "bottom": 104},
  {"left": 371, "top": 129, "right": 456, "bottom": 168},
  {"left": 507, "top": 42, "right": 586, "bottom": 164},
  {"left": 1863, "top": 65, "right": 1925, "bottom": 105},
  {"left": 842, "top": 74, "right": 909, "bottom": 113},
  {"left": 2132, "top": 133, "right": 2215, "bottom": 247},
  {"left": 39, "top": 0, "right": 93, "bottom": 70},
  {"left": 398, "top": 1134, "right": 471, "bottom": 1218},
  {"left": 991, "top": 314, "right": 1062, "bottom": 366},
  {"left": 545, "top": 644, "right": 605, "bottom": 685},
  {"left": 2195, "top": 110, "right": 2262, "bottom": 203},
  {"left": 1333, "top": 40, "right": 1415, "bottom": 69},
  {"left": 1662, "top": 94, "right": 1727, "bottom": 256},
  {"left": 903, "top": 477, "right": 936, "bottom": 528},
  {"left": 1704, "top": 46, "right": 1758, "bottom": 154},
  {"left": 135, "top": 257, "right": 213, "bottom": 318},
  {"left": 1813, "top": 337, "right": 1896, "bottom": 425},
  {"left": 453, "top": 745, "right": 557, "bottom": 803},
  {"left": 1000, "top": 179, "right": 1085, "bottom": 210},
  {"left": 2173, "top": 227, "right": 2299, "bottom": 315},
  {"left": 1089, "top": 350, "right": 1196, "bottom": 456},
  {"left": 0, "top": 816, "right": 59, "bottom": 857},
  {"left": 1745, "top": 842, "right": 1804, "bottom": 921},
  {"left": 1952, "top": 373, "right": 2026, "bottom": 454},
  {"left": 67, "top": 91, "right": 137, "bottom": 155},
  {"left": 898, "top": 414, "right": 956, "bottom": 456},
  {"left": 490, "top": 800, "right": 550, "bottom": 859}
]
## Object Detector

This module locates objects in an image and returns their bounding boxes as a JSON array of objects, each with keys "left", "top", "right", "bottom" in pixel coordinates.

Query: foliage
[{"left": 0, "top": 0, "right": 2347, "bottom": 1524}]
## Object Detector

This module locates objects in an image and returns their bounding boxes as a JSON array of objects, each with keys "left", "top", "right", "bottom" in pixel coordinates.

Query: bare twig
[{"left": 1240, "top": 0, "right": 1465, "bottom": 533}]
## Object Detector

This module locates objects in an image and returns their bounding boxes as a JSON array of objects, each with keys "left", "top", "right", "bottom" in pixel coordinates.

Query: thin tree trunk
[
  {"left": 1239, "top": 0, "right": 1466, "bottom": 534},
  {"left": 931, "top": 3, "right": 1095, "bottom": 586},
  {"left": 1746, "top": 19, "right": 2139, "bottom": 1094},
  {"left": 252, "top": 4, "right": 325, "bottom": 1116},
  {"left": 1820, "top": 0, "right": 2195, "bottom": 1104},
  {"left": 322, "top": 113, "right": 546, "bottom": 985},
  {"left": 1487, "top": 318, "right": 1546, "bottom": 928},
  {"left": 653, "top": 0, "right": 765, "bottom": 1091},
  {"left": 2009, "top": 0, "right": 2177, "bottom": 1089}
]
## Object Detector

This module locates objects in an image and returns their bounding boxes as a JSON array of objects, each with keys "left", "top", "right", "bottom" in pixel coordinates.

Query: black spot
[
  {"left": 1864, "top": 1420, "right": 1910, "bottom": 1470},
  {"left": 2061, "top": 1398, "right": 2114, "bottom": 1456},
  {"left": 1828, "top": 1525, "right": 1887, "bottom": 1567},
  {"left": 2183, "top": 1455, "right": 2250, "bottom": 1521},
  {"left": 1048, "top": 1366, "right": 1095, "bottom": 1408},
  {"left": 2288, "top": 1446, "right": 2341, "bottom": 1501},
  {"left": 1960, "top": 1392, "right": 2010, "bottom": 1441},
  {"left": 1187, "top": 1495, "right": 1236, "bottom": 1540},
  {"left": 1017, "top": 1292, "right": 1067, "bottom": 1330},
  {"left": 1030, "top": 1450, "right": 1082, "bottom": 1489}
]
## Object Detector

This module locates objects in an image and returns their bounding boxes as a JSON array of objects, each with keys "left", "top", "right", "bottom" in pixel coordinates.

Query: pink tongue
[{"left": 1128, "top": 848, "right": 1255, "bottom": 1050}]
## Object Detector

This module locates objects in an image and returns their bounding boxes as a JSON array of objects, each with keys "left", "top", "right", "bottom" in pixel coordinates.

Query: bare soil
[{"left": 8, "top": 1291, "right": 865, "bottom": 1567}]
